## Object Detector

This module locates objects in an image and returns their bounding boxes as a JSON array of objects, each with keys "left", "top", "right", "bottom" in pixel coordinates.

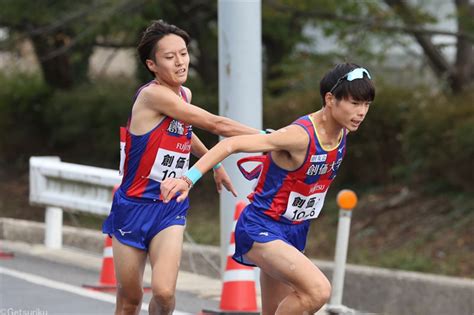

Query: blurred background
[{"left": 0, "top": 0, "right": 472, "bottom": 278}]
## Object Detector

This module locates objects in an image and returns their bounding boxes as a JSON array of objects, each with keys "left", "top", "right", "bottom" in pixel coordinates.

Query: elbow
[
  {"left": 219, "top": 137, "right": 239, "bottom": 155},
  {"left": 213, "top": 116, "right": 233, "bottom": 137}
]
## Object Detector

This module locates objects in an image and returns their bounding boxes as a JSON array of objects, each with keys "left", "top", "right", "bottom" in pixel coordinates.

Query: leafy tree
[
  {"left": 0, "top": 0, "right": 147, "bottom": 89},
  {"left": 265, "top": 0, "right": 473, "bottom": 94},
  {"left": 2, "top": 0, "right": 470, "bottom": 94},
  {"left": 384, "top": 0, "right": 473, "bottom": 93},
  {"left": 0, "top": 0, "right": 316, "bottom": 95}
]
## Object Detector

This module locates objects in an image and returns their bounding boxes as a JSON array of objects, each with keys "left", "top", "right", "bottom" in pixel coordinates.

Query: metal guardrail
[{"left": 29, "top": 156, "right": 121, "bottom": 249}]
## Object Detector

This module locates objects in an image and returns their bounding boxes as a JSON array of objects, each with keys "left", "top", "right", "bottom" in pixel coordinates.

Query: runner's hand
[
  {"left": 213, "top": 166, "right": 238, "bottom": 197},
  {"left": 161, "top": 178, "right": 190, "bottom": 203}
]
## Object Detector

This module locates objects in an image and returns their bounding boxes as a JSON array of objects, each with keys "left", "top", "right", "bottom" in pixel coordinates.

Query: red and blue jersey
[
  {"left": 118, "top": 81, "right": 192, "bottom": 200},
  {"left": 247, "top": 115, "right": 347, "bottom": 224}
]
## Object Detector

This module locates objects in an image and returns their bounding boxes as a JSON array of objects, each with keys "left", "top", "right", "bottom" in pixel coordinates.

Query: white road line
[{"left": 0, "top": 266, "right": 191, "bottom": 315}]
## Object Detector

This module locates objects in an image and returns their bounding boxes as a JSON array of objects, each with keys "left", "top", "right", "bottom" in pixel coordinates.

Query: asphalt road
[{"left": 0, "top": 251, "right": 218, "bottom": 315}]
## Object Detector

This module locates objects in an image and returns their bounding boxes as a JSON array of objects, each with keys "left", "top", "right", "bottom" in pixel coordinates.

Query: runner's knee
[
  {"left": 118, "top": 287, "right": 143, "bottom": 310},
  {"left": 120, "top": 295, "right": 142, "bottom": 313},
  {"left": 303, "top": 279, "right": 332, "bottom": 311},
  {"left": 318, "top": 280, "right": 332, "bottom": 305},
  {"left": 152, "top": 286, "right": 175, "bottom": 306}
]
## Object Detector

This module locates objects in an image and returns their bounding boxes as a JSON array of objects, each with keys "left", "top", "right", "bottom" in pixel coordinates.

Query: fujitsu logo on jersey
[
  {"left": 309, "top": 184, "right": 326, "bottom": 194},
  {"left": 167, "top": 120, "right": 185, "bottom": 135},
  {"left": 176, "top": 142, "right": 191, "bottom": 152}
]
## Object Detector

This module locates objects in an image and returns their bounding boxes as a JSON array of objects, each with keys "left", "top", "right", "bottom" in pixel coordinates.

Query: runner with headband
[{"left": 161, "top": 63, "right": 375, "bottom": 314}]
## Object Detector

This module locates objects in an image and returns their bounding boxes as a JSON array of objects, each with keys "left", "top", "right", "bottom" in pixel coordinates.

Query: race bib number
[
  {"left": 282, "top": 180, "right": 329, "bottom": 222},
  {"left": 148, "top": 148, "right": 189, "bottom": 182}
]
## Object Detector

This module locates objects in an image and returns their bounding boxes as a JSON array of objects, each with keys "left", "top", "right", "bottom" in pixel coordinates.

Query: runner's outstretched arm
[
  {"left": 140, "top": 85, "right": 261, "bottom": 137},
  {"left": 161, "top": 125, "right": 308, "bottom": 202}
]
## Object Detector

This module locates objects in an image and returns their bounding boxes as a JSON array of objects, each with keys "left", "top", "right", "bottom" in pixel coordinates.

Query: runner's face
[
  {"left": 149, "top": 34, "right": 189, "bottom": 86},
  {"left": 332, "top": 96, "right": 370, "bottom": 132}
]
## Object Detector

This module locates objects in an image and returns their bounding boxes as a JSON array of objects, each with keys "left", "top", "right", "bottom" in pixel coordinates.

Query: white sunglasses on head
[{"left": 330, "top": 68, "right": 371, "bottom": 93}]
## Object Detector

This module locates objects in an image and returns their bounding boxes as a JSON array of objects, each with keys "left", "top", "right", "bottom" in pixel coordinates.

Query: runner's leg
[
  {"left": 147, "top": 225, "right": 185, "bottom": 315},
  {"left": 112, "top": 235, "right": 147, "bottom": 315},
  {"left": 245, "top": 240, "right": 331, "bottom": 314},
  {"left": 259, "top": 269, "right": 294, "bottom": 315}
]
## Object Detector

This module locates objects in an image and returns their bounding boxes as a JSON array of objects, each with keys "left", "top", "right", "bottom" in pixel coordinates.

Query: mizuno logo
[
  {"left": 118, "top": 229, "right": 132, "bottom": 236},
  {"left": 258, "top": 232, "right": 269, "bottom": 236}
]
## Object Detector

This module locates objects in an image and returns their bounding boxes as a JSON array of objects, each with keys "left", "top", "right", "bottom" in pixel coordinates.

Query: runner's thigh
[
  {"left": 112, "top": 236, "right": 147, "bottom": 292},
  {"left": 245, "top": 240, "right": 329, "bottom": 294},
  {"left": 148, "top": 225, "right": 185, "bottom": 290}
]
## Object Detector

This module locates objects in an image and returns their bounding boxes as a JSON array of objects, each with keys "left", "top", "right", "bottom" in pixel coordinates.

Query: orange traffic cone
[
  {"left": 82, "top": 236, "right": 117, "bottom": 291},
  {"left": 0, "top": 251, "right": 14, "bottom": 259},
  {"left": 0, "top": 244, "right": 14, "bottom": 259},
  {"left": 0, "top": 243, "right": 15, "bottom": 259},
  {"left": 203, "top": 201, "right": 259, "bottom": 315}
]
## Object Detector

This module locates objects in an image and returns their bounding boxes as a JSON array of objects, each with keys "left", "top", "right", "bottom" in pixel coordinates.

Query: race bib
[
  {"left": 148, "top": 148, "right": 189, "bottom": 182},
  {"left": 146, "top": 121, "right": 192, "bottom": 182},
  {"left": 282, "top": 180, "right": 330, "bottom": 222}
]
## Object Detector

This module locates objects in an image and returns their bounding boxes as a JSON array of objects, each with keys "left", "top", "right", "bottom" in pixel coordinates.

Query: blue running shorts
[
  {"left": 232, "top": 204, "right": 311, "bottom": 266},
  {"left": 102, "top": 189, "right": 189, "bottom": 251}
]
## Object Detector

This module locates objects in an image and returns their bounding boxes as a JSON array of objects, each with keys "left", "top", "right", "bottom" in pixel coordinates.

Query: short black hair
[
  {"left": 319, "top": 63, "right": 375, "bottom": 106},
  {"left": 137, "top": 20, "right": 191, "bottom": 77}
]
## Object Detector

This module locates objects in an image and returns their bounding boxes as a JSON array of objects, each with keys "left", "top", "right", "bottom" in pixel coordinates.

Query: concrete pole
[
  {"left": 328, "top": 190, "right": 358, "bottom": 312},
  {"left": 45, "top": 206, "right": 63, "bottom": 249},
  {"left": 218, "top": 0, "right": 262, "bottom": 273},
  {"left": 330, "top": 208, "right": 352, "bottom": 306}
]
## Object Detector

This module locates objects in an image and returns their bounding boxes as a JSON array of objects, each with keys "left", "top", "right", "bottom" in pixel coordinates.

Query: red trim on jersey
[
  {"left": 247, "top": 155, "right": 272, "bottom": 201},
  {"left": 126, "top": 120, "right": 167, "bottom": 197}
]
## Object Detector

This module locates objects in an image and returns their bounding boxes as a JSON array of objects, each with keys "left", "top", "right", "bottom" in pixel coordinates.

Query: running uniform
[
  {"left": 102, "top": 81, "right": 192, "bottom": 250},
  {"left": 234, "top": 115, "right": 347, "bottom": 266}
]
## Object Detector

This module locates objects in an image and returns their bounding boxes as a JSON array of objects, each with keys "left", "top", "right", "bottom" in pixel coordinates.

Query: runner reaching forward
[{"left": 161, "top": 63, "right": 375, "bottom": 315}]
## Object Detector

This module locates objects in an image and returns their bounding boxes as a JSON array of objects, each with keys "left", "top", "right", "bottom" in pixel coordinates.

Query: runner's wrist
[
  {"left": 180, "top": 176, "right": 194, "bottom": 189},
  {"left": 259, "top": 129, "right": 275, "bottom": 134},
  {"left": 183, "top": 166, "right": 203, "bottom": 186}
]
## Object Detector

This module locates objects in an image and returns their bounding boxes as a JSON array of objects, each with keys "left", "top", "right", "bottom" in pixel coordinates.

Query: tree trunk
[
  {"left": 452, "top": 0, "right": 473, "bottom": 93},
  {"left": 29, "top": 33, "right": 74, "bottom": 90},
  {"left": 386, "top": 0, "right": 474, "bottom": 94},
  {"left": 384, "top": 0, "right": 451, "bottom": 76}
]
